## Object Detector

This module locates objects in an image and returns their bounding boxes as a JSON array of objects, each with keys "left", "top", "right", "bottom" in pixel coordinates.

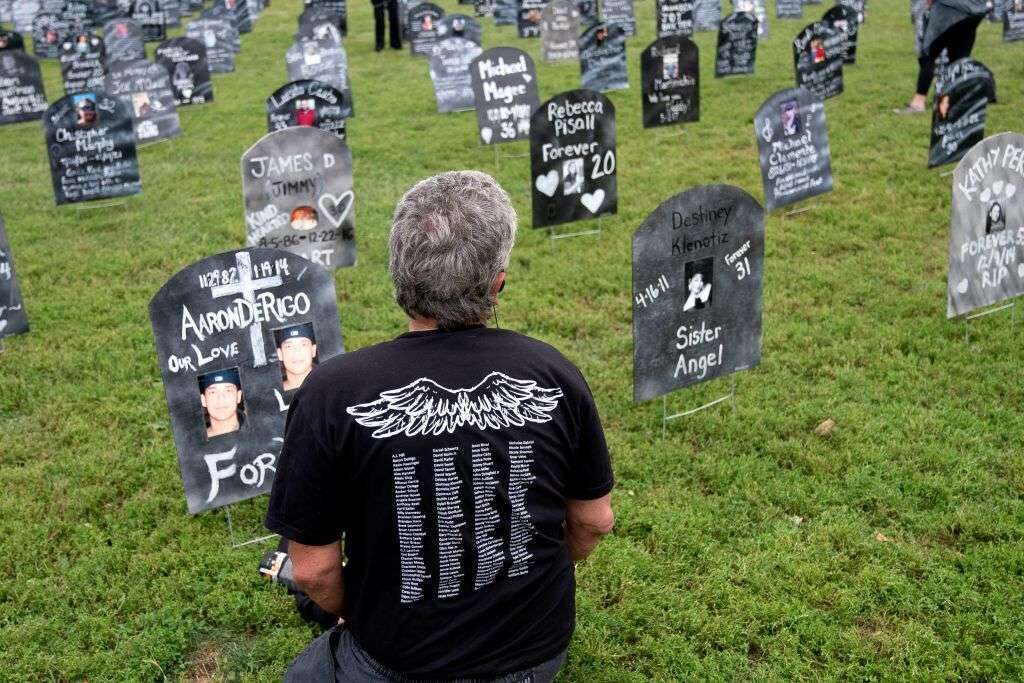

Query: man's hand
[
  {"left": 288, "top": 539, "right": 345, "bottom": 618},
  {"left": 565, "top": 494, "right": 614, "bottom": 562}
]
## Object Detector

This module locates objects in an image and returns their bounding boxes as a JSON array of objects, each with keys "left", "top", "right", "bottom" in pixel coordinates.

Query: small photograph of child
[
  {"left": 662, "top": 52, "right": 679, "bottom": 80},
  {"left": 811, "top": 38, "right": 825, "bottom": 64},
  {"left": 780, "top": 99, "right": 800, "bottom": 137},
  {"left": 683, "top": 258, "right": 713, "bottom": 312},
  {"left": 562, "top": 158, "right": 584, "bottom": 195}
]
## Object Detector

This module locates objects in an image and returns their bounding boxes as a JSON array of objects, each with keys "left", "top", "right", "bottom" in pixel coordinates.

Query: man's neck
[{"left": 408, "top": 317, "right": 438, "bottom": 332}]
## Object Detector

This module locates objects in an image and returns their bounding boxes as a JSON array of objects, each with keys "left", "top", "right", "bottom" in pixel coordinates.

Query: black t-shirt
[{"left": 265, "top": 325, "right": 613, "bottom": 677}]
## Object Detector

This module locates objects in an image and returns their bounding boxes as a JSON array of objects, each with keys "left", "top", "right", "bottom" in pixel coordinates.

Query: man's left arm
[{"left": 289, "top": 539, "right": 345, "bottom": 618}]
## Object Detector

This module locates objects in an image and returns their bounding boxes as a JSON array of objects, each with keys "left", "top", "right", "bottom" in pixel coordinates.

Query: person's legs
[
  {"left": 374, "top": 3, "right": 386, "bottom": 50},
  {"left": 945, "top": 15, "right": 982, "bottom": 61},
  {"left": 387, "top": 0, "right": 402, "bottom": 48},
  {"left": 915, "top": 55, "right": 936, "bottom": 97},
  {"left": 903, "top": 16, "right": 982, "bottom": 111}
]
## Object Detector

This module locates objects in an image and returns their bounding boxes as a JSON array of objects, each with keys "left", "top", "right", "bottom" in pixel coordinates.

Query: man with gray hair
[{"left": 266, "top": 171, "right": 614, "bottom": 681}]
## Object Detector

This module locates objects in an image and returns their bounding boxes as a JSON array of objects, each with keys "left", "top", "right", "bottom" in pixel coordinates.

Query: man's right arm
[{"left": 565, "top": 493, "right": 614, "bottom": 562}]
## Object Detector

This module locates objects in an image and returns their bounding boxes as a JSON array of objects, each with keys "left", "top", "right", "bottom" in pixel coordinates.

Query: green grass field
[{"left": 2, "top": 0, "right": 1023, "bottom": 679}]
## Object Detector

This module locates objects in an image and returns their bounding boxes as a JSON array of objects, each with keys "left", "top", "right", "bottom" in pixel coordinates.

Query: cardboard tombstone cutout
[
  {"left": 59, "top": 31, "right": 106, "bottom": 95},
  {"left": 44, "top": 90, "right": 140, "bottom": 204},
  {"left": 715, "top": 11, "right": 756, "bottom": 76},
  {"left": 579, "top": 22, "right": 627, "bottom": 92},
  {"left": 946, "top": 132, "right": 1024, "bottom": 318},
  {"left": 33, "top": 13, "right": 69, "bottom": 58},
  {"left": 149, "top": 248, "right": 345, "bottom": 514},
  {"left": 777, "top": 0, "right": 802, "bottom": 18},
  {"left": 295, "top": 12, "right": 343, "bottom": 45},
  {"left": 0, "top": 51, "right": 48, "bottom": 124},
  {"left": 735, "top": 0, "right": 767, "bottom": 39},
  {"left": 409, "top": 3, "right": 443, "bottom": 57},
  {"left": 657, "top": 0, "right": 694, "bottom": 36},
  {"left": 267, "top": 79, "right": 348, "bottom": 140},
  {"left": 518, "top": 0, "right": 546, "bottom": 37},
  {"left": 641, "top": 35, "right": 698, "bottom": 128},
  {"left": 103, "top": 18, "right": 145, "bottom": 63},
  {"left": 1005, "top": 0, "right": 1024, "bottom": 41},
  {"left": 838, "top": 0, "right": 864, "bottom": 23},
  {"left": 285, "top": 37, "right": 352, "bottom": 111},
  {"left": 217, "top": 0, "right": 251, "bottom": 33},
  {"left": 0, "top": 29, "right": 25, "bottom": 52},
  {"left": 632, "top": 185, "right": 764, "bottom": 402},
  {"left": 429, "top": 37, "right": 481, "bottom": 113},
  {"left": 540, "top": 0, "right": 580, "bottom": 62},
  {"left": 754, "top": 87, "right": 832, "bottom": 211},
  {"left": 155, "top": 37, "right": 213, "bottom": 105},
  {"left": 299, "top": 5, "right": 346, "bottom": 39},
  {"left": 493, "top": 0, "right": 518, "bottom": 24},
  {"left": 306, "top": 0, "right": 346, "bottom": 34},
  {"left": 693, "top": 0, "right": 721, "bottom": 29},
  {"left": 603, "top": 0, "right": 636, "bottom": 35},
  {"left": 576, "top": 0, "right": 597, "bottom": 24},
  {"left": 470, "top": 47, "right": 539, "bottom": 145},
  {"left": 131, "top": 0, "right": 165, "bottom": 41},
  {"left": 13, "top": 0, "right": 42, "bottom": 33},
  {"left": 92, "top": 0, "right": 125, "bottom": 25},
  {"left": 437, "top": 14, "right": 482, "bottom": 44},
  {"left": 793, "top": 21, "right": 843, "bottom": 100},
  {"left": 0, "top": 215, "right": 29, "bottom": 339},
  {"left": 186, "top": 18, "right": 237, "bottom": 73},
  {"left": 530, "top": 89, "right": 616, "bottom": 228},
  {"left": 929, "top": 58, "right": 992, "bottom": 169},
  {"left": 822, "top": 4, "right": 857, "bottom": 64},
  {"left": 200, "top": 6, "right": 243, "bottom": 51},
  {"left": 61, "top": 0, "right": 94, "bottom": 28},
  {"left": 161, "top": 0, "right": 181, "bottom": 26},
  {"left": 106, "top": 59, "right": 180, "bottom": 142},
  {"left": 242, "top": 128, "right": 356, "bottom": 269}
]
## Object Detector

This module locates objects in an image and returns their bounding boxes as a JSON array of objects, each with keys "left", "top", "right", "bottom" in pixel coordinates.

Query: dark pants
[
  {"left": 285, "top": 627, "right": 568, "bottom": 682},
  {"left": 374, "top": 0, "right": 402, "bottom": 49},
  {"left": 915, "top": 16, "right": 982, "bottom": 95}
]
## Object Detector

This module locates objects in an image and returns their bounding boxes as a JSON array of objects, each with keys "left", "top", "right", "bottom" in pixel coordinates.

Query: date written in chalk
[{"left": 635, "top": 274, "right": 671, "bottom": 308}]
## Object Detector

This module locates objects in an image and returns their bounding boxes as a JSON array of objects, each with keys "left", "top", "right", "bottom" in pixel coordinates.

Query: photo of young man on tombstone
[
  {"left": 811, "top": 37, "right": 825, "bottom": 63},
  {"left": 781, "top": 99, "right": 800, "bottom": 136},
  {"left": 294, "top": 98, "right": 317, "bottom": 126},
  {"left": 986, "top": 201, "right": 1005, "bottom": 233},
  {"left": 275, "top": 322, "right": 318, "bottom": 391},
  {"left": 683, "top": 258, "right": 713, "bottom": 311},
  {"left": 74, "top": 93, "right": 98, "bottom": 126},
  {"left": 198, "top": 368, "right": 245, "bottom": 438}
]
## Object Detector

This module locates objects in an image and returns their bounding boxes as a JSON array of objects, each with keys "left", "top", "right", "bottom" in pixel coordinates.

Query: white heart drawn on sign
[
  {"left": 980, "top": 187, "right": 992, "bottom": 203},
  {"left": 522, "top": 73, "right": 532, "bottom": 82},
  {"left": 535, "top": 170, "right": 559, "bottom": 197},
  {"left": 1018, "top": 263, "right": 1024, "bottom": 278},
  {"left": 581, "top": 189, "right": 605, "bottom": 213},
  {"left": 956, "top": 278, "right": 969, "bottom": 294},
  {"left": 1006, "top": 184, "right": 1017, "bottom": 198},
  {"left": 318, "top": 190, "right": 354, "bottom": 228},
  {"left": 481, "top": 126, "right": 493, "bottom": 143},
  {"left": 993, "top": 180, "right": 1004, "bottom": 195}
]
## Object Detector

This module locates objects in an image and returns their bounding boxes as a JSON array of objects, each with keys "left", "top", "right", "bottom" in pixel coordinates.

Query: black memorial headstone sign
[
  {"left": 59, "top": 31, "right": 106, "bottom": 95},
  {"left": 1004, "top": 0, "right": 1024, "bottom": 41},
  {"left": 13, "top": 0, "right": 41, "bottom": 33},
  {"left": 285, "top": 37, "right": 352, "bottom": 113},
  {"left": 735, "top": 0, "right": 768, "bottom": 39},
  {"left": 822, "top": 4, "right": 857, "bottom": 64},
  {"left": 149, "top": 247, "right": 345, "bottom": 514},
  {"left": 641, "top": 35, "right": 698, "bottom": 128},
  {"left": 44, "top": 90, "right": 141, "bottom": 204},
  {"left": 0, "top": 51, "right": 48, "bottom": 124},
  {"left": 307, "top": 0, "right": 346, "bottom": 34},
  {"left": 540, "top": 0, "right": 580, "bottom": 62},
  {"left": 946, "top": 133, "right": 1024, "bottom": 317},
  {"left": 657, "top": 0, "right": 695, "bottom": 36},
  {"left": 216, "top": 0, "right": 251, "bottom": 33},
  {"left": 429, "top": 37, "right": 481, "bottom": 113},
  {"left": 437, "top": 13, "right": 482, "bottom": 44},
  {"left": 161, "top": 0, "right": 181, "bottom": 26},
  {"left": 579, "top": 22, "right": 627, "bottom": 92},
  {"left": 131, "top": 0, "right": 166, "bottom": 41},
  {"left": 92, "top": 0, "right": 125, "bottom": 25},
  {"left": 576, "top": 0, "right": 596, "bottom": 25},
  {"left": 793, "top": 21, "right": 843, "bottom": 99},
  {"left": 632, "top": 184, "right": 764, "bottom": 402},
  {"left": 838, "top": 0, "right": 864, "bottom": 24},
  {"left": 299, "top": 5, "right": 346, "bottom": 38},
  {"left": 530, "top": 88, "right": 617, "bottom": 228},
  {"left": 104, "top": 18, "right": 146, "bottom": 64},
  {"left": 777, "top": 0, "right": 802, "bottom": 18},
  {"left": 106, "top": 59, "right": 180, "bottom": 143},
  {"left": 715, "top": 11, "right": 756, "bottom": 76},
  {"left": 0, "top": 215, "right": 29, "bottom": 339},
  {"left": 494, "top": 0, "right": 518, "bottom": 25},
  {"left": 929, "top": 58, "right": 992, "bottom": 168},
  {"left": 470, "top": 47, "right": 539, "bottom": 145},
  {"left": 156, "top": 37, "right": 213, "bottom": 105},
  {"left": 186, "top": 18, "right": 237, "bottom": 73},
  {"left": 242, "top": 127, "right": 356, "bottom": 269},
  {"left": 0, "top": 30, "right": 25, "bottom": 52},
  {"left": 518, "top": 0, "right": 545, "bottom": 37},
  {"left": 267, "top": 79, "right": 348, "bottom": 139},
  {"left": 33, "top": 13, "right": 69, "bottom": 58},
  {"left": 603, "top": 0, "right": 635, "bottom": 34},
  {"left": 754, "top": 86, "right": 832, "bottom": 211},
  {"left": 694, "top": 0, "right": 721, "bottom": 30},
  {"left": 409, "top": 3, "right": 443, "bottom": 57},
  {"left": 295, "top": 11, "right": 343, "bottom": 45},
  {"left": 61, "top": 0, "right": 94, "bottom": 28}
]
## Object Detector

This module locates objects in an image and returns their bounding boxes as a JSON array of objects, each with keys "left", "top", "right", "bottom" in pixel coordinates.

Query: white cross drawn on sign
[{"left": 210, "top": 251, "right": 282, "bottom": 367}]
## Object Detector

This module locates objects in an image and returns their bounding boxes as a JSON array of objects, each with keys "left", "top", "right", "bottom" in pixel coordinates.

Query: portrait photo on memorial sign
[
  {"left": 641, "top": 35, "right": 699, "bottom": 128},
  {"left": 793, "top": 20, "right": 843, "bottom": 99},
  {"left": 242, "top": 126, "right": 356, "bottom": 269},
  {"left": 517, "top": 0, "right": 545, "bottom": 38},
  {"left": 155, "top": 37, "right": 213, "bottom": 106},
  {"left": 44, "top": 90, "right": 141, "bottom": 205},
  {"left": 632, "top": 184, "right": 764, "bottom": 402},
  {"left": 0, "top": 51, "right": 48, "bottom": 125},
  {"left": 267, "top": 79, "right": 349, "bottom": 139},
  {"left": 754, "top": 86, "right": 832, "bottom": 211},
  {"left": 470, "top": 46, "right": 539, "bottom": 144},
  {"left": 106, "top": 59, "right": 181, "bottom": 143},
  {"left": 579, "top": 22, "right": 628, "bottom": 92},
  {"left": 946, "top": 133, "right": 1024, "bottom": 318},
  {"left": 530, "top": 88, "right": 616, "bottom": 228},
  {"left": 929, "top": 58, "right": 992, "bottom": 168},
  {"left": 408, "top": 3, "right": 444, "bottom": 57},
  {"left": 0, "top": 215, "right": 29, "bottom": 339},
  {"left": 715, "top": 11, "right": 756, "bottom": 76},
  {"left": 149, "top": 247, "right": 345, "bottom": 513},
  {"left": 540, "top": 0, "right": 580, "bottom": 62},
  {"left": 59, "top": 32, "right": 107, "bottom": 96}
]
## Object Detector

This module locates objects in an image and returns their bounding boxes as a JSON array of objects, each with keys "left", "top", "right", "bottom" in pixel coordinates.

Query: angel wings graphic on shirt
[{"left": 346, "top": 371, "right": 564, "bottom": 439}]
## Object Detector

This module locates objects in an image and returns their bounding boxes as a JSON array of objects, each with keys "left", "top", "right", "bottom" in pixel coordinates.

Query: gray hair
[{"left": 389, "top": 171, "right": 517, "bottom": 329}]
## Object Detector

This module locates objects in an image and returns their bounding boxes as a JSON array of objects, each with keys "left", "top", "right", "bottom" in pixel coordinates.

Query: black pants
[
  {"left": 915, "top": 16, "right": 982, "bottom": 95},
  {"left": 374, "top": 0, "right": 402, "bottom": 49}
]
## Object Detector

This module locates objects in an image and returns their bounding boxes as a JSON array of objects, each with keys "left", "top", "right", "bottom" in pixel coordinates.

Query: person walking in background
[
  {"left": 896, "top": 0, "right": 987, "bottom": 113},
  {"left": 373, "top": 0, "right": 402, "bottom": 50}
]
